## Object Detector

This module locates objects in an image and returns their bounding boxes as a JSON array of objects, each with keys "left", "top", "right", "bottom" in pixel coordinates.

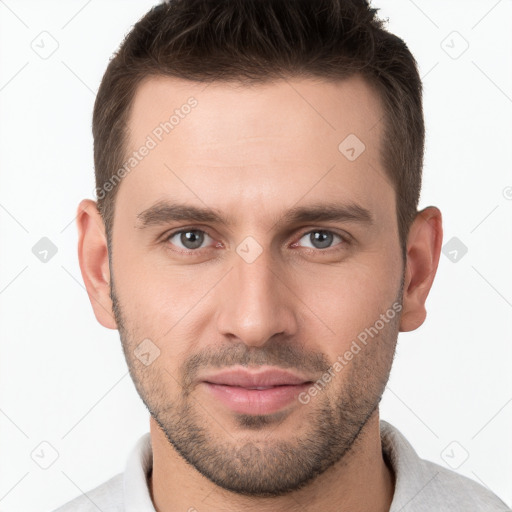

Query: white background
[{"left": 0, "top": 1, "right": 511, "bottom": 511}]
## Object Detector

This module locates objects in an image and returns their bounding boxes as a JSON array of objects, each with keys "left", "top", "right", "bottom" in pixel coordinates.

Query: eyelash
[{"left": 162, "top": 227, "right": 352, "bottom": 255}]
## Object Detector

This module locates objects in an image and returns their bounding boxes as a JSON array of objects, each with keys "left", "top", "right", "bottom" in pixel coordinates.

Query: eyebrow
[{"left": 135, "top": 200, "right": 373, "bottom": 230}]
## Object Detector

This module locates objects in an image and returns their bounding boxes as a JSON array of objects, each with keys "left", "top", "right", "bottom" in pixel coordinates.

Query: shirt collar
[
  {"left": 380, "top": 419, "right": 440, "bottom": 512},
  {"left": 124, "top": 432, "right": 155, "bottom": 512}
]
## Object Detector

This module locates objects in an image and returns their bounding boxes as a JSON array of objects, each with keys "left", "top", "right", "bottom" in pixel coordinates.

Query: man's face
[{"left": 109, "top": 75, "right": 404, "bottom": 496}]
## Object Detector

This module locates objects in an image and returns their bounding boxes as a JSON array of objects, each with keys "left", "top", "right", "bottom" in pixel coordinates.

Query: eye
[
  {"left": 166, "top": 229, "right": 215, "bottom": 251},
  {"left": 294, "top": 230, "right": 347, "bottom": 251},
  {"left": 163, "top": 228, "right": 349, "bottom": 255}
]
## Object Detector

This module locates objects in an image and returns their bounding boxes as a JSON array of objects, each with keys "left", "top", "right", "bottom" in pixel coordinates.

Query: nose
[{"left": 215, "top": 243, "right": 299, "bottom": 348}]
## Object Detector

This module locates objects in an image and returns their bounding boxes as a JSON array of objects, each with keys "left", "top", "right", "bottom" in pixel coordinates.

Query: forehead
[
  {"left": 118, "top": 74, "right": 393, "bottom": 224},
  {"left": 127, "top": 74, "right": 384, "bottom": 156}
]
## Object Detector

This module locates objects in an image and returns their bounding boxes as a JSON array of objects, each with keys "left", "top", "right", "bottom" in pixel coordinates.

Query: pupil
[
  {"left": 182, "top": 230, "right": 203, "bottom": 249},
  {"left": 312, "top": 231, "right": 332, "bottom": 249}
]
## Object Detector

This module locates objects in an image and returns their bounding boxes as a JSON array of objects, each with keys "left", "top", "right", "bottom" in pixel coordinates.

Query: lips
[
  {"left": 199, "top": 367, "right": 314, "bottom": 415},
  {"left": 201, "top": 367, "right": 312, "bottom": 388}
]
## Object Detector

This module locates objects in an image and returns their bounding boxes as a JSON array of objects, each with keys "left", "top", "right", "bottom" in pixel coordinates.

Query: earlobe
[
  {"left": 399, "top": 206, "right": 443, "bottom": 332},
  {"left": 76, "top": 199, "right": 118, "bottom": 330}
]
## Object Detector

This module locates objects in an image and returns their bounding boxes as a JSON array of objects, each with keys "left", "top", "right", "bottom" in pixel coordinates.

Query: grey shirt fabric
[{"left": 51, "top": 420, "right": 511, "bottom": 512}]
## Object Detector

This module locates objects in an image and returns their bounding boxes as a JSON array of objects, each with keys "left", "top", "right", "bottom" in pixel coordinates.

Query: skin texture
[{"left": 77, "top": 74, "right": 443, "bottom": 512}]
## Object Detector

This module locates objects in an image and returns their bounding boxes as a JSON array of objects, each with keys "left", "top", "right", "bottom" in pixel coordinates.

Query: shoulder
[
  {"left": 50, "top": 473, "right": 124, "bottom": 512},
  {"left": 417, "top": 458, "right": 511, "bottom": 512},
  {"left": 50, "top": 432, "right": 153, "bottom": 512},
  {"left": 381, "top": 420, "right": 511, "bottom": 512}
]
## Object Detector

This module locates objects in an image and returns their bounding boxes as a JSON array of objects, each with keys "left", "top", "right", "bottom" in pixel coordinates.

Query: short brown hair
[{"left": 93, "top": 0, "right": 424, "bottom": 258}]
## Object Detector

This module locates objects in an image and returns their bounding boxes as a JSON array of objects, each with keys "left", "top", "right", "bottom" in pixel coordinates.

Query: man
[{"left": 53, "top": 0, "right": 511, "bottom": 511}]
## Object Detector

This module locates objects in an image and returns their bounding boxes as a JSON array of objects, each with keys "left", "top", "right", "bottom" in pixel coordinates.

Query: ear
[
  {"left": 76, "top": 199, "right": 118, "bottom": 330},
  {"left": 399, "top": 206, "right": 443, "bottom": 332}
]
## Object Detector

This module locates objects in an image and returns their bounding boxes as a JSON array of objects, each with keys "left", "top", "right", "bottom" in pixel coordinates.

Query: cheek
[
  {"left": 294, "top": 258, "right": 401, "bottom": 354},
  {"left": 112, "top": 247, "right": 191, "bottom": 316},
  {"left": 112, "top": 254, "right": 219, "bottom": 362}
]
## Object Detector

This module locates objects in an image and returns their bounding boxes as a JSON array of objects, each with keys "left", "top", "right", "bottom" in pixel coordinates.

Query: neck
[{"left": 148, "top": 410, "right": 395, "bottom": 512}]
